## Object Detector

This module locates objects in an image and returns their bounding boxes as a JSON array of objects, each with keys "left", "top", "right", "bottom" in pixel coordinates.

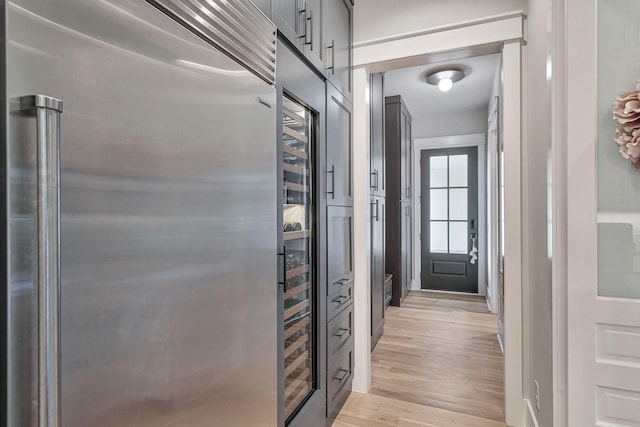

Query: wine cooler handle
[
  {"left": 21, "top": 94, "right": 63, "bottom": 427},
  {"left": 278, "top": 245, "right": 287, "bottom": 290}
]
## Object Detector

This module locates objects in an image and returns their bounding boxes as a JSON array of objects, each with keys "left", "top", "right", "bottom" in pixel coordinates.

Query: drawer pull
[
  {"left": 334, "top": 369, "right": 349, "bottom": 383},
  {"left": 333, "top": 295, "right": 349, "bottom": 305},
  {"left": 336, "top": 278, "right": 349, "bottom": 287},
  {"left": 335, "top": 327, "right": 350, "bottom": 338}
]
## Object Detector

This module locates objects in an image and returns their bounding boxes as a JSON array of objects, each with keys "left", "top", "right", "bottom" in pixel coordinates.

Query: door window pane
[
  {"left": 430, "top": 221, "right": 448, "bottom": 253},
  {"left": 449, "top": 155, "right": 468, "bottom": 187},
  {"left": 449, "top": 189, "right": 468, "bottom": 221},
  {"left": 449, "top": 221, "right": 468, "bottom": 254},
  {"left": 596, "top": 0, "right": 640, "bottom": 299},
  {"left": 430, "top": 156, "right": 448, "bottom": 187},
  {"left": 430, "top": 189, "right": 448, "bottom": 220}
]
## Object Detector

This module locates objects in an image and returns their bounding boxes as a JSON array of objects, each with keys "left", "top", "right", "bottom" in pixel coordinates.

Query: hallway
[{"left": 333, "top": 291, "right": 506, "bottom": 427}]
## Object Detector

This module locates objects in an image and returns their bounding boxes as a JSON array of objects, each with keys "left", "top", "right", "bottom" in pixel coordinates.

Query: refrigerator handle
[{"left": 20, "top": 94, "right": 63, "bottom": 427}]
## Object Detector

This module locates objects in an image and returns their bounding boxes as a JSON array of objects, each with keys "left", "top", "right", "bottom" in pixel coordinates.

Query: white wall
[
  {"left": 524, "top": 0, "right": 554, "bottom": 425},
  {"left": 354, "top": 0, "right": 526, "bottom": 44},
  {"left": 412, "top": 107, "right": 488, "bottom": 139},
  {"left": 486, "top": 57, "right": 502, "bottom": 315}
]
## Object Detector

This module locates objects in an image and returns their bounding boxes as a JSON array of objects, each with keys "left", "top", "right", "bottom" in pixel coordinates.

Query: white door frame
[{"left": 350, "top": 12, "right": 527, "bottom": 427}]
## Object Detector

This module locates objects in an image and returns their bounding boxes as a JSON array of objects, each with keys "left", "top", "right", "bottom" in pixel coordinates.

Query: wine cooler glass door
[{"left": 282, "top": 95, "right": 316, "bottom": 422}]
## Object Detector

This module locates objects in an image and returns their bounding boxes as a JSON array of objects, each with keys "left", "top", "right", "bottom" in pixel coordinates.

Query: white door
[{"left": 567, "top": 0, "right": 640, "bottom": 425}]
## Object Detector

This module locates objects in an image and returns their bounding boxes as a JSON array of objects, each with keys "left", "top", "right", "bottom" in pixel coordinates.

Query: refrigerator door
[{"left": 6, "top": 1, "right": 277, "bottom": 426}]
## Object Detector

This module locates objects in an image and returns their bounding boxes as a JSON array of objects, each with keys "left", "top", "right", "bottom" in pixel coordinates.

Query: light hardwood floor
[{"left": 333, "top": 291, "right": 506, "bottom": 427}]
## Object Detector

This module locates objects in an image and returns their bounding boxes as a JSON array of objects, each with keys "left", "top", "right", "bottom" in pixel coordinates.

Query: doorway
[
  {"left": 351, "top": 12, "right": 524, "bottom": 426},
  {"left": 421, "top": 146, "right": 479, "bottom": 293}
]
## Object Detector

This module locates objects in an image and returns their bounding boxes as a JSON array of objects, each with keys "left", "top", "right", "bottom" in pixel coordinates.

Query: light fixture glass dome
[
  {"left": 438, "top": 77, "right": 453, "bottom": 92},
  {"left": 426, "top": 69, "right": 465, "bottom": 93}
]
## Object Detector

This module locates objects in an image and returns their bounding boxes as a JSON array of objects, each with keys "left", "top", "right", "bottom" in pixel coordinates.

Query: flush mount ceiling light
[{"left": 426, "top": 69, "right": 465, "bottom": 92}]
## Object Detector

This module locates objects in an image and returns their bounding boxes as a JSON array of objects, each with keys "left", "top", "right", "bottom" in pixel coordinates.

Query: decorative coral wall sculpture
[{"left": 613, "top": 81, "right": 640, "bottom": 169}]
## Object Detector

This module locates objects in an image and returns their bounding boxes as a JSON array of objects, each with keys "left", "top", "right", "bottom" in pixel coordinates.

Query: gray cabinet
[
  {"left": 252, "top": 0, "right": 272, "bottom": 17},
  {"left": 324, "top": 0, "right": 352, "bottom": 100},
  {"left": 371, "top": 196, "right": 385, "bottom": 350},
  {"left": 325, "top": 205, "right": 353, "bottom": 423},
  {"left": 272, "top": 0, "right": 324, "bottom": 72},
  {"left": 326, "top": 82, "right": 353, "bottom": 207},
  {"left": 370, "top": 73, "right": 385, "bottom": 197},
  {"left": 385, "top": 95, "right": 413, "bottom": 306}
]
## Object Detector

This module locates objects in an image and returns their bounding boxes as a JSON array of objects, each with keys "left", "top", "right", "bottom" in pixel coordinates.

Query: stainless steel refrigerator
[{"left": 3, "top": 1, "right": 278, "bottom": 425}]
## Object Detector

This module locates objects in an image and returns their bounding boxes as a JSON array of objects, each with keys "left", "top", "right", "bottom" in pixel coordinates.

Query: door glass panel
[
  {"left": 281, "top": 95, "right": 316, "bottom": 419},
  {"left": 430, "top": 156, "right": 448, "bottom": 187},
  {"left": 430, "top": 189, "right": 448, "bottom": 220},
  {"left": 449, "top": 154, "right": 468, "bottom": 187},
  {"left": 449, "top": 221, "right": 468, "bottom": 254},
  {"left": 596, "top": 0, "right": 640, "bottom": 299},
  {"left": 430, "top": 221, "right": 448, "bottom": 253},
  {"left": 449, "top": 189, "right": 468, "bottom": 221}
]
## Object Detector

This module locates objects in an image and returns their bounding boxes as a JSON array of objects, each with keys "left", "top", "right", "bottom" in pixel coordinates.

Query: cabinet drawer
[
  {"left": 328, "top": 281, "right": 352, "bottom": 320},
  {"left": 328, "top": 305, "right": 353, "bottom": 359},
  {"left": 327, "top": 344, "right": 352, "bottom": 419}
]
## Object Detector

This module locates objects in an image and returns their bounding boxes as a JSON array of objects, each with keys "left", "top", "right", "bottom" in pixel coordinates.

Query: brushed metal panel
[
  {"left": 7, "top": 1, "right": 277, "bottom": 426},
  {"left": 147, "top": 0, "right": 277, "bottom": 84}
]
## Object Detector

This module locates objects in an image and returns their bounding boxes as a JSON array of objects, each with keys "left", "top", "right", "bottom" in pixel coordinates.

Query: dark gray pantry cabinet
[
  {"left": 385, "top": 95, "right": 413, "bottom": 307},
  {"left": 266, "top": 0, "right": 354, "bottom": 425}
]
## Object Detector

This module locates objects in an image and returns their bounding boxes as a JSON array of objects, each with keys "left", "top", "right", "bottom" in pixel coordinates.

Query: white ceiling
[{"left": 383, "top": 53, "right": 501, "bottom": 118}]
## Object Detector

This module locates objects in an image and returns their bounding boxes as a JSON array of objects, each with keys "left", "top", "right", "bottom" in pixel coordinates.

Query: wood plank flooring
[{"left": 333, "top": 291, "right": 506, "bottom": 427}]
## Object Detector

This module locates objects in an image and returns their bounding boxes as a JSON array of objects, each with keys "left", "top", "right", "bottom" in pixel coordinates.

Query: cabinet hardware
[
  {"left": 336, "top": 278, "right": 349, "bottom": 287},
  {"left": 334, "top": 369, "right": 349, "bottom": 383},
  {"left": 335, "top": 327, "right": 350, "bottom": 338},
  {"left": 370, "top": 169, "right": 379, "bottom": 190},
  {"left": 307, "top": 10, "right": 313, "bottom": 48},
  {"left": 333, "top": 295, "right": 349, "bottom": 305},
  {"left": 327, "top": 40, "right": 335, "bottom": 74},
  {"left": 327, "top": 165, "right": 335, "bottom": 199},
  {"left": 371, "top": 199, "right": 379, "bottom": 221}
]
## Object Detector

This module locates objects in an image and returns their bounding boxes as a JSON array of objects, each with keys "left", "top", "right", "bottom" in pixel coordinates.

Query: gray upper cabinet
[
  {"left": 370, "top": 72, "right": 385, "bottom": 197},
  {"left": 252, "top": 0, "right": 272, "bottom": 17},
  {"left": 272, "top": 0, "right": 299, "bottom": 46},
  {"left": 326, "top": 83, "right": 353, "bottom": 207},
  {"left": 302, "top": 0, "right": 324, "bottom": 71},
  {"left": 325, "top": 0, "right": 352, "bottom": 100},
  {"left": 271, "top": 0, "right": 324, "bottom": 71}
]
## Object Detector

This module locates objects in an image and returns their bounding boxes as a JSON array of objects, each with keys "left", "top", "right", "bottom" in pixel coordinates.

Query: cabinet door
[
  {"left": 399, "top": 111, "right": 407, "bottom": 201},
  {"left": 399, "top": 203, "right": 410, "bottom": 299},
  {"left": 370, "top": 73, "right": 385, "bottom": 197},
  {"left": 327, "top": 206, "right": 353, "bottom": 304},
  {"left": 273, "top": 0, "right": 300, "bottom": 48},
  {"left": 405, "top": 203, "right": 412, "bottom": 292},
  {"left": 325, "top": 0, "right": 352, "bottom": 100},
  {"left": 326, "top": 83, "right": 353, "bottom": 207},
  {"left": 404, "top": 116, "right": 412, "bottom": 200},
  {"left": 301, "top": 0, "right": 324, "bottom": 71},
  {"left": 371, "top": 196, "right": 385, "bottom": 349},
  {"left": 252, "top": 0, "right": 272, "bottom": 18}
]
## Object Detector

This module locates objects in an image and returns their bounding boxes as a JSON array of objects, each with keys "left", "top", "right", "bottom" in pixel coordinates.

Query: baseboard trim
[{"left": 525, "top": 399, "right": 540, "bottom": 427}]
